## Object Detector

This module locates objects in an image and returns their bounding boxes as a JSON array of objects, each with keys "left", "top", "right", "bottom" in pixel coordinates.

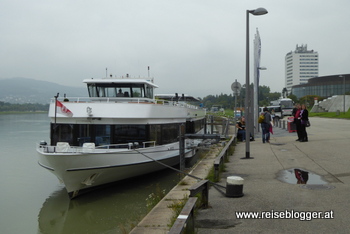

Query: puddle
[
  {"left": 270, "top": 143, "right": 286, "bottom": 146},
  {"left": 277, "top": 168, "right": 328, "bottom": 185}
]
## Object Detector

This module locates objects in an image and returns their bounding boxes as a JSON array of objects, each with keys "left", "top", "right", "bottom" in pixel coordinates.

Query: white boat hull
[{"left": 37, "top": 142, "right": 195, "bottom": 198}]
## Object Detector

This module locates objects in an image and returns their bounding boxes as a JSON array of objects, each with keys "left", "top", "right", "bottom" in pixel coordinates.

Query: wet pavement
[{"left": 196, "top": 117, "right": 350, "bottom": 233}]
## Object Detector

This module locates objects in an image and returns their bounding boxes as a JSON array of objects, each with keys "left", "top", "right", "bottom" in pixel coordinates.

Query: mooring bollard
[{"left": 226, "top": 176, "right": 244, "bottom": 197}]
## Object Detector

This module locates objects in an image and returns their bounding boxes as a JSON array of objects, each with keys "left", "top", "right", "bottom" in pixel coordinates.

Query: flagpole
[{"left": 54, "top": 93, "right": 59, "bottom": 127}]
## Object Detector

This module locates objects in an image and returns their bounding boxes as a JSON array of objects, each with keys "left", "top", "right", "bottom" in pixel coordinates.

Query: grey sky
[{"left": 1, "top": 0, "right": 350, "bottom": 98}]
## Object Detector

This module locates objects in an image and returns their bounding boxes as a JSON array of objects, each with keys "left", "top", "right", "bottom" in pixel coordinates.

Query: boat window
[
  {"left": 113, "top": 125, "right": 147, "bottom": 144},
  {"left": 161, "top": 124, "right": 179, "bottom": 144},
  {"left": 87, "top": 83, "right": 154, "bottom": 99},
  {"left": 186, "top": 118, "right": 205, "bottom": 134},
  {"left": 75, "top": 125, "right": 92, "bottom": 146},
  {"left": 149, "top": 125, "right": 161, "bottom": 145},
  {"left": 95, "top": 125, "right": 111, "bottom": 146},
  {"left": 145, "top": 84, "right": 153, "bottom": 99},
  {"left": 51, "top": 124, "right": 74, "bottom": 145},
  {"left": 87, "top": 84, "right": 98, "bottom": 97},
  {"left": 194, "top": 119, "right": 206, "bottom": 133},
  {"left": 131, "top": 86, "right": 144, "bottom": 98}
]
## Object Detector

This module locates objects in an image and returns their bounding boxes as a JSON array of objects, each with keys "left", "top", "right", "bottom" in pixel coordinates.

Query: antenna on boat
[
  {"left": 105, "top": 67, "right": 107, "bottom": 77},
  {"left": 148, "top": 66, "right": 150, "bottom": 78}
]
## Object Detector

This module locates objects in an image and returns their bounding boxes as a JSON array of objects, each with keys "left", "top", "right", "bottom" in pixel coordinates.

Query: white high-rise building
[{"left": 285, "top": 44, "right": 319, "bottom": 93}]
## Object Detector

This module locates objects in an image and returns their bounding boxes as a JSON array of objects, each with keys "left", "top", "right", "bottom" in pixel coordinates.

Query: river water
[{"left": 0, "top": 113, "right": 180, "bottom": 234}]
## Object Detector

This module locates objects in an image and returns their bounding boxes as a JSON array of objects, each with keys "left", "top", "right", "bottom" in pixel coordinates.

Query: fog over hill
[{"left": 0, "top": 77, "right": 87, "bottom": 104}]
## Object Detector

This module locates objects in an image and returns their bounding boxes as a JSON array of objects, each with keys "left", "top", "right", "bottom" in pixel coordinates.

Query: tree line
[
  {"left": 201, "top": 84, "right": 325, "bottom": 110},
  {"left": 0, "top": 101, "right": 49, "bottom": 112},
  {"left": 201, "top": 85, "right": 281, "bottom": 110}
]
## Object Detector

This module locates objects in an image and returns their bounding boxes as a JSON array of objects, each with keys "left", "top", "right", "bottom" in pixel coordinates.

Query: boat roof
[{"left": 83, "top": 77, "right": 158, "bottom": 88}]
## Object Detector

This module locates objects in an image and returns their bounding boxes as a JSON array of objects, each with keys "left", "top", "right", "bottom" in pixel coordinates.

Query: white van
[
  {"left": 260, "top": 106, "right": 283, "bottom": 121},
  {"left": 267, "top": 106, "right": 283, "bottom": 121}
]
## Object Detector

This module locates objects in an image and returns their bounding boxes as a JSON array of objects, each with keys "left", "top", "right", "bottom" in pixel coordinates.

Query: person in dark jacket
[
  {"left": 261, "top": 107, "right": 272, "bottom": 143},
  {"left": 299, "top": 104, "right": 309, "bottom": 142},
  {"left": 293, "top": 103, "right": 302, "bottom": 141}
]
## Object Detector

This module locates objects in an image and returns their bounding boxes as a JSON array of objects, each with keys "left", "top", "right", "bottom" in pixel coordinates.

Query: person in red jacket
[{"left": 293, "top": 103, "right": 302, "bottom": 141}]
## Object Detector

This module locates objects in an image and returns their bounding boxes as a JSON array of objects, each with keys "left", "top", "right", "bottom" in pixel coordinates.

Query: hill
[{"left": 0, "top": 77, "right": 87, "bottom": 104}]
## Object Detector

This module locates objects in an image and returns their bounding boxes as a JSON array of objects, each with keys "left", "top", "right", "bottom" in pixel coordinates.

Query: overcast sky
[{"left": 1, "top": 0, "right": 350, "bottom": 98}]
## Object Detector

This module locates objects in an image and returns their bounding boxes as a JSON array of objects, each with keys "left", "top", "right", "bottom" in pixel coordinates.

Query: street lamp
[{"left": 244, "top": 7, "right": 268, "bottom": 159}]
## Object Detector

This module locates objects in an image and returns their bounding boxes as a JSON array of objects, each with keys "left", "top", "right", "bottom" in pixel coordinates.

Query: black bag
[{"left": 306, "top": 120, "right": 311, "bottom": 127}]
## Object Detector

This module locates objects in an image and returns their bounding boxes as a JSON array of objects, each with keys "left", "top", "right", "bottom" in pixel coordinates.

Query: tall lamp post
[{"left": 244, "top": 7, "right": 268, "bottom": 159}]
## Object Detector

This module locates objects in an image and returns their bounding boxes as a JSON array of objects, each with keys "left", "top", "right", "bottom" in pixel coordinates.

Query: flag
[{"left": 56, "top": 100, "right": 73, "bottom": 117}]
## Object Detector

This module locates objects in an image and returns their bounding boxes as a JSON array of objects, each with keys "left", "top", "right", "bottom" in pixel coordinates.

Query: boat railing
[
  {"left": 51, "top": 97, "right": 157, "bottom": 104},
  {"left": 51, "top": 97, "right": 203, "bottom": 110},
  {"left": 37, "top": 141, "right": 157, "bottom": 153},
  {"left": 96, "top": 143, "right": 137, "bottom": 150},
  {"left": 37, "top": 143, "right": 81, "bottom": 154}
]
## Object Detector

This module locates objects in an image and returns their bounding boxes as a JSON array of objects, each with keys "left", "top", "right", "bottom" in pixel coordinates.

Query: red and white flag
[{"left": 56, "top": 100, "right": 73, "bottom": 117}]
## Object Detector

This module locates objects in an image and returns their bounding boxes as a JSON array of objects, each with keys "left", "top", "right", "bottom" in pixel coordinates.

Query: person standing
[
  {"left": 261, "top": 107, "right": 272, "bottom": 143},
  {"left": 299, "top": 104, "right": 309, "bottom": 142},
  {"left": 293, "top": 103, "right": 302, "bottom": 141}
]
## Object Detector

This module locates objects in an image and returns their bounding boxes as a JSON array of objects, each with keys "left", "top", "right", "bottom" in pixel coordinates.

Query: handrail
[
  {"left": 214, "top": 135, "right": 236, "bottom": 181},
  {"left": 168, "top": 197, "right": 198, "bottom": 234},
  {"left": 189, "top": 180, "right": 209, "bottom": 209}
]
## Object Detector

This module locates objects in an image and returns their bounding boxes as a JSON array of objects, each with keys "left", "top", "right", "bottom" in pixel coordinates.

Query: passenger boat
[{"left": 36, "top": 76, "right": 206, "bottom": 198}]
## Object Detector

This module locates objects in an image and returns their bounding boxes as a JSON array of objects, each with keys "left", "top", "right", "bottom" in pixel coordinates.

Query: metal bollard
[{"left": 226, "top": 176, "right": 244, "bottom": 197}]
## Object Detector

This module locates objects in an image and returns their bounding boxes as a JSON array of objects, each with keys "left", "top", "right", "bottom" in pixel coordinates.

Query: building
[
  {"left": 285, "top": 44, "right": 319, "bottom": 93},
  {"left": 292, "top": 74, "right": 350, "bottom": 99}
]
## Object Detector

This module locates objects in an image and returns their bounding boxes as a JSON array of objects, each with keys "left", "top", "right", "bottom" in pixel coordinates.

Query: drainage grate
[{"left": 300, "top": 184, "right": 335, "bottom": 190}]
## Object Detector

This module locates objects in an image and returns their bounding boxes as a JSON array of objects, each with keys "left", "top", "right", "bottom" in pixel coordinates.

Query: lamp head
[{"left": 249, "top": 7, "right": 268, "bottom": 16}]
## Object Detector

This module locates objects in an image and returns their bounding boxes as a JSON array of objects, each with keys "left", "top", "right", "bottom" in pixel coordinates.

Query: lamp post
[{"left": 244, "top": 7, "right": 268, "bottom": 159}]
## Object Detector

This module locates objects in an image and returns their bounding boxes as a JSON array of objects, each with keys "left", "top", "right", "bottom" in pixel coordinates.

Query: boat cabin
[
  {"left": 83, "top": 77, "right": 158, "bottom": 99},
  {"left": 49, "top": 77, "right": 205, "bottom": 149}
]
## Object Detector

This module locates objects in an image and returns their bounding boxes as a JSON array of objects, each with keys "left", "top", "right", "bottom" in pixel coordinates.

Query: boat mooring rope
[{"left": 134, "top": 149, "right": 226, "bottom": 192}]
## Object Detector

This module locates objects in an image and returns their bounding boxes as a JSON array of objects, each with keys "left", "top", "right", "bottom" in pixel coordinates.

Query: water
[
  {"left": 277, "top": 168, "right": 328, "bottom": 185},
  {"left": 0, "top": 113, "right": 179, "bottom": 234}
]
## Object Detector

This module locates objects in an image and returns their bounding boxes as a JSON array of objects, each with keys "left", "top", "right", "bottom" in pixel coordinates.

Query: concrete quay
[
  {"left": 130, "top": 138, "right": 225, "bottom": 234},
  {"left": 196, "top": 117, "right": 350, "bottom": 233}
]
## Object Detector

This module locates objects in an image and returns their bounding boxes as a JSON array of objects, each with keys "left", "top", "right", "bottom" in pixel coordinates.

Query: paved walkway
[{"left": 196, "top": 117, "right": 350, "bottom": 233}]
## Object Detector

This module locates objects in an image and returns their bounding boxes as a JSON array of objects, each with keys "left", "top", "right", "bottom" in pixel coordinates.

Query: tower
[{"left": 285, "top": 44, "right": 318, "bottom": 93}]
